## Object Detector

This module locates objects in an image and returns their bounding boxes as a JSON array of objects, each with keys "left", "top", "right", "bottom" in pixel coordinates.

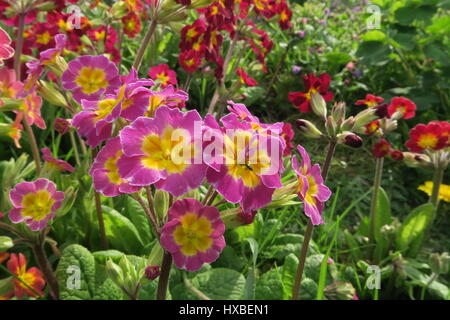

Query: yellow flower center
[
  {"left": 173, "top": 213, "right": 213, "bottom": 256},
  {"left": 297, "top": 175, "right": 318, "bottom": 205},
  {"left": 36, "top": 31, "right": 51, "bottom": 45},
  {"left": 417, "top": 133, "right": 438, "bottom": 149},
  {"left": 147, "top": 95, "right": 165, "bottom": 117},
  {"left": 75, "top": 67, "right": 109, "bottom": 95},
  {"left": 141, "top": 127, "right": 192, "bottom": 173},
  {"left": 305, "top": 88, "right": 318, "bottom": 101},
  {"left": 186, "top": 28, "right": 198, "bottom": 40},
  {"left": 156, "top": 73, "right": 169, "bottom": 86},
  {"left": 21, "top": 190, "right": 55, "bottom": 221},
  {"left": 105, "top": 150, "right": 123, "bottom": 185}
]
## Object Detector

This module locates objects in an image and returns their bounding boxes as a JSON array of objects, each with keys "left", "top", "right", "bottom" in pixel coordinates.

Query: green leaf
[
  {"left": 424, "top": 42, "right": 450, "bottom": 66},
  {"left": 124, "top": 197, "right": 154, "bottom": 244},
  {"left": 93, "top": 264, "right": 124, "bottom": 300},
  {"left": 374, "top": 187, "right": 392, "bottom": 242},
  {"left": 356, "top": 41, "right": 390, "bottom": 65},
  {"left": 102, "top": 206, "right": 144, "bottom": 254},
  {"left": 56, "top": 244, "right": 96, "bottom": 300},
  {"left": 0, "top": 277, "right": 13, "bottom": 296},
  {"left": 172, "top": 268, "right": 245, "bottom": 300},
  {"left": 255, "top": 268, "right": 284, "bottom": 300},
  {"left": 360, "top": 30, "right": 386, "bottom": 42},
  {"left": 396, "top": 203, "right": 435, "bottom": 257}
]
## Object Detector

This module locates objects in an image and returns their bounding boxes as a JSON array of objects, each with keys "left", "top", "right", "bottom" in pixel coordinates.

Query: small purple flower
[
  {"left": 319, "top": 19, "right": 327, "bottom": 26},
  {"left": 297, "top": 30, "right": 306, "bottom": 38},
  {"left": 144, "top": 266, "right": 161, "bottom": 280},
  {"left": 292, "top": 65, "right": 301, "bottom": 75}
]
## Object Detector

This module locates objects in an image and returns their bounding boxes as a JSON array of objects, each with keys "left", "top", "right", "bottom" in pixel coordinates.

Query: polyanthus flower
[
  {"left": 292, "top": 145, "right": 332, "bottom": 225},
  {"left": 19, "top": 91, "right": 45, "bottom": 129},
  {"left": 41, "top": 148, "right": 75, "bottom": 173},
  {"left": 388, "top": 96, "right": 416, "bottom": 119},
  {"left": 372, "top": 138, "right": 392, "bottom": 158},
  {"left": 405, "top": 122, "right": 448, "bottom": 153},
  {"left": 9, "top": 178, "right": 64, "bottom": 231},
  {"left": 204, "top": 112, "right": 284, "bottom": 211},
  {"left": 6, "top": 253, "right": 45, "bottom": 298},
  {"left": 355, "top": 94, "right": 384, "bottom": 108},
  {"left": 90, "top": 137, "right": 141, "bottom": 197},
  {"left": 118, "top": 106, "right": 207, "bottom": 197},
  {"left": 160, "top": 198, "right": 225, "bottom": 271},
  {"left": 418, "top": 181, "right": 450, "bottom": 203},
  {"left": 62, "top": 55, "right": 121, "bottom": 103},
  {"left": 39, "top": 33, "right": 67, "bottom": 66},
  {"left": 236, "top": 68, "right": 257, "bottom": 87},
  {"left": 0, "top": 113, "right": 23, "bottom": 148},
  {"left": 429, "top": 121, "right": 450, "bottom": 146},
  {"left": 122, "top": 12, "right": 142, "bottom": 38},
  {"left": 281, "top": 123, "right": 294, "bottom": 156},
  {"left": 148, "top": 64, "right": 177, "bottom": 88},
  {"left": 277, "top": 1, "right": 292, "bottom": 30},
  {"left": 364, "top": 120, "right": 380, "bottom": 135},
  {"left": 288, "top": 73, "right": 333, "bottom": 113},
  {"left": 0, "top": 68, "right": 23, "bottom": 98},
  {"left": 179, "top": 50, "right": 202, "bottom": 73},
  {"left": 0, "top": 26, "right": 13, "bottom": 67},
  {"left": 54, "top": 117, "right": 71, "bottom": 135}
]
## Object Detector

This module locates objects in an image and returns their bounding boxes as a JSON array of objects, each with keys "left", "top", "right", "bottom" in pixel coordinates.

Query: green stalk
[
  {"left": 32, "top": 231, "right": 59, "bottom": 299},
  {"left": 292, "top": 140, "right": 337, "bottom": 300},
  {"left": 429, "top": 166, "right": 444, "bottom": 209},
  {"left": 132, "top": 20, "right": 158, "bottom": 72},
  {"left": 368, "top": 157, "right": 384, "bottom": 246}
]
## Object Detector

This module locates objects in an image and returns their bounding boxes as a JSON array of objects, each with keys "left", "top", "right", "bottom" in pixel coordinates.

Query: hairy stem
[
  {"left": 292, "top": 140, "right": 337, "bottom": 300},
  {"left": 32, "top": 231, "right": 59, "bottom": 300},
  {"left": 156, "top": 251, "right": 172, "bottom": 300},
  {"left": 132, "top": 20, "right": 158, "bottom": 71}
]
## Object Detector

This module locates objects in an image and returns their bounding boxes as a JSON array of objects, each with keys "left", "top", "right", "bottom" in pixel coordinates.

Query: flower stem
[
  {"left": 32, "top": 231, "right": 59, "bottom": 300},
  {"left": 156, "top": 251, "right": 172, "bottom": 300},
  {"left": 23, "top": 120, "right": 42, "bottom": 175},
  {"left": 368, "top": 157, "right": 384, "bottom": 246},
  {"left": 93, "top": 147, "right": 108, "bottom": 250},
  {"left": 430, "top": 166, "right": 444, "bottom": 209},
  {"left": 132, "top": 20, "right": 158, "bottom": 72},
  {"left": 292, "top": 139, "right": 336, "bottom": 300},
  {"left": 14, "top": 13, "right": 25, "bottom": 80},
  {"left": 69, "top": 130, "right": 81, "bottom": 166}
]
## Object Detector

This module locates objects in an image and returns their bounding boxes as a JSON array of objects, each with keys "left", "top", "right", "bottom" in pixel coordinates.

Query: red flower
[
  {"left": 388, "top": 96, "right": 416, "bottom": 119},
  {"left": 364, "top": 120, "right": 380, "bottom": 135},
  {"left": 405, "top": 122, "right": 448, "bottom": 153},
  {"left": 429, "top": 121, "right": 450, "bottom": 146},
  {"left": 179, "top": 50, "right": 202, "bottom": 73},
  {"left": 236, "top": 68, "right": 257, "bottom": 87},
  {"left": 148, "top": 64, "right": 178, "bottom": 88},
  {"left": 355, "top": 94, "right": 384, "bottom": 108},
  {"left": 390, "top": 150, "right": 404, "bottom": 161},
  {"left": 280, "top": 122, "right": 294, "bottom": 156},
  {"left": 288, "top": 73, "right": 333, "bottom": 112},
  {"left": 180, "top": 19, "right": 207, "bottom": 51},
  {"left": 277, "top": 1, "right": 292, "bottom": 30},
  {"left": 7, "top": 253, "right": 45, "bottom": 299},
  {"left": 372, "top": 138, "right": 391, "bottom": 158},
  {"left": 122, "top": 12, "right": 142, "bottom": 38}
]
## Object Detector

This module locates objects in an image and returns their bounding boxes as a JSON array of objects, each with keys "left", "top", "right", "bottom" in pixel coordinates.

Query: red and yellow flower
[
  {"left": 6, "top": 253, "right": 45, "bottom": 299},
  {"left": 355, "top": 94, "right": 384, "bottom": 108},
  {"left": 405, "top": 122, "right": 448, "bottom": 153},
  {"left": 388, "top": 96, "right": 416, "bottom": 119},
  {"left": 288, "top": 73, "right": 333, "bottom": 113}
]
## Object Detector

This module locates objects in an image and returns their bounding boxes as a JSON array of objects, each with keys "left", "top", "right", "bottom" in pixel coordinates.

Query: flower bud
[
  {"left": 0, "top": 236, "right": 13, "bottom": 252},
  {"left": 389, "top": 150, "right": 404, "bottom": 161},
  {"left": 221, "top": 207, "right": 257, "bottom": 228},
  {"left": 402, "top": 152, "right": 431, "bottom": 168},
  {"left": 144, "top": 265, "right": 161, "bottom": 280},
  {"left": 429, "top": 252, "right": 449, "bottom": 275},
  {"left": 54, "top": 118, "right": 71, "bottom": 135},
  {"left": 354, "top": 108, "right": 379, "bottom": 129},
  {"left": 373, "top": 103, "right": 388, "bottom": 119},
  {"left": 340, "top": 116, "right": 355, "bottom": 132},
  {"left": 310, "top": 92, "right": 327, "bottom": 119},
  {"left": 37, "top": 81, "right": 68, "bottom": 108},
  {"left": 337, "top": 131, "right": 363, "bottom": 148},
  {"left": 324, "top": 282, "right": 357, "bottom": 300},
  {"left": 325, "top": 115, "right": 337, "bottom": 137},
  {"left": 0, "top": 98, "right": 23, "bottom": 111},
  {"left": 331, "top": 102, "right": 346, "bottom": 124},
  {"left": 295, "top": 119, "right": 323, "bottom": 139},
  {"left": 154, "top": 190, "right": 169, "bottom": 222}
]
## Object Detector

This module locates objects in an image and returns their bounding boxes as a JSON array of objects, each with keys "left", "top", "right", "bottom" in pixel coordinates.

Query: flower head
[
  {"left": 122, "top": 12, "right": 142, "bottom": 38},
  {"left": 236, "top": 68, "right": 257, "bottom": 87},
  {"left": 388, "top": 96, "right": 416, "bottom": 119},
  {"left": 281, "top": 123, "right": 294, "bottom": 156},
  {"left": 160, "top": 198, "right": 225, "bottom": 271},
  {"left": 90, "top": 137, "right": 141, "bottom": 197},
  {"left": 418, "top": 181, "right": 450, "bottom": 202},
  {"left": 288, "top": 73, "right": 333, "bottom": 113},
  {"left": 292, "top": 145, "right": 332, "bottom": 225},
  {"left": 7, "top": 253, "right": 45, "bottom": 298},
  {"left": 372, "top": 138, "right": 392, "bottom": 158},
  {"left": 118, "top": 107, "right": 206, "bottom": 197},
  {"left": 355, "top": 94, "right": 383, "bottom": 108},
  {"left": 62, "top": 55, "right": 121, "bottom": 103},
  {"left": 19, "top": 91, "right": 45, "bottom": 129},
  {"left": 0, "top": 26, "right": 14, "bottom": 67},
  {"left": 41, "top": 148, "right": 75, "bottom": 173},
  {"left": 148, "top": 64, "right": 178, "bottom": 88},
  {"left": 9, "top": 178, "right": 64, "bottom": 231},
  {"left": 405, "top": 122, "right": 448, "bottom": 153},
  {"left": 364, "top": 120, "right": 380, "bottom": 135}
]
